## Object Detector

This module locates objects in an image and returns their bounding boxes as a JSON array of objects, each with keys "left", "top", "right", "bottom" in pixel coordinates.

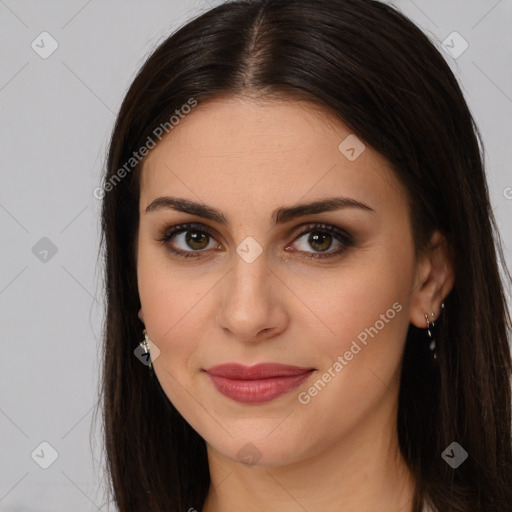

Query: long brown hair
[{"left": 98, "top": 0, "right": 512, "bottom": 510}]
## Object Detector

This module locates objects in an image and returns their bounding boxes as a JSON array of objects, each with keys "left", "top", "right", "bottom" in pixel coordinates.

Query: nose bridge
[
  {"left": 216, "top": 243, "right": 285, "bottom": 340},
  {"left": 228, "top": 245, "right": 270, "bottom": 308}
]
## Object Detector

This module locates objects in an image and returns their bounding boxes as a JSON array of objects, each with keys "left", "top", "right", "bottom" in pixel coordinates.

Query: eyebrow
[{"left": 145, "top": 195, "right": 375, "bottom": 226}]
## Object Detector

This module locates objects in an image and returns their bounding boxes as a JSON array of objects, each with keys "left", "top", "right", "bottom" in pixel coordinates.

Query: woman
[{"left": 98, "top": 0, "right": 512, "bottom": 510}]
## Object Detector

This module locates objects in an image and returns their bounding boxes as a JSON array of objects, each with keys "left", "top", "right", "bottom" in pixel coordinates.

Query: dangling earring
[
  {"left": 425, "top": 302, "right": 444, "bottom": 360},
  {"left": 140, "top": 329, "right": 153, "bottom": 370}
]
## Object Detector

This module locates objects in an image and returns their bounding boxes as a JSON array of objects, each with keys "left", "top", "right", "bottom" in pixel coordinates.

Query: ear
[
  {"left": 409, "top": 230, "right": 455, "bottom": 328},
  {"left": 138, "top": 307, "right": 145, "bottom": 323}
]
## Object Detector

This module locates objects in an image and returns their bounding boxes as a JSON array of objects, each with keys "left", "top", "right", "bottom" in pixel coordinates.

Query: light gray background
[{"left": 0, "top": 0, "right": 511, "bottom": 510}]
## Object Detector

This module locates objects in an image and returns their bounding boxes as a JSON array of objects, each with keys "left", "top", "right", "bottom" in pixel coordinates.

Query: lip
[{"left": 204, "top": 363, "right": 315, "bottom": 404}]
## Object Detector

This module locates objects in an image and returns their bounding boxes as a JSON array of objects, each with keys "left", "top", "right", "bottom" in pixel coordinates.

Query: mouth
[{"left": 203, "top": 363, "right": 316, "bottom": 404}]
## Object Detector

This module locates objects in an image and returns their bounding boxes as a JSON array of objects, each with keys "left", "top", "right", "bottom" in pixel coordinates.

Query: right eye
[{"left": 156, "top": 222, "right": 222, "bottom": 258}]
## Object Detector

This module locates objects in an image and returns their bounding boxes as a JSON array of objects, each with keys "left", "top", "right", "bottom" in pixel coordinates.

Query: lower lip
[{"left": 205, "top": 371, "right": 314, "bottom": 404}]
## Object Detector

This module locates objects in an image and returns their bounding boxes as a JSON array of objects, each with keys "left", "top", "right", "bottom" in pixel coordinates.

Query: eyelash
[{"left": 155, "top": 222, "right": 355, "bottom": 260}]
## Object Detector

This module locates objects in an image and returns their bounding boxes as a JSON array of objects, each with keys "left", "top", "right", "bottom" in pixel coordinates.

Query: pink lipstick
[{"left": 204, "top": 363, "right": 315, "bottom": 404}]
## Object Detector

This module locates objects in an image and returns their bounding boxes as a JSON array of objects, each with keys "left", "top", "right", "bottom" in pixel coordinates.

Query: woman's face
[{"left": 137, "top": 96, "right": 423, "bottom": 467}]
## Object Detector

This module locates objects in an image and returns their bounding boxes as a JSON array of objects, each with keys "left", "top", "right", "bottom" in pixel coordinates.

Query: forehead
[{"left": 139, "top": 96, "right": 407, "bottom": 215}]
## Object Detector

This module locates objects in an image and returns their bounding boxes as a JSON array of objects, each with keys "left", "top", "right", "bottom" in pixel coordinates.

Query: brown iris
[
  {"left": 186, "top": 230, "right": 209, "bottom": 250},
  {"left": 309, "top": 232, "right": 332, "bottom": 252}
]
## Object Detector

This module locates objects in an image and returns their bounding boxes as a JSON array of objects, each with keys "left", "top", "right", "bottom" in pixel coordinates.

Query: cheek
[
  {"left": 137, "top": 233, "right": 215, "bottom": 335},
  {"left": 302, "top": 273, "right": 410, "bottom": 390},
  {"left": 137, "top": 244, "right": 205, "bottom": 369},
  {"left": 297, "top": 234, "right": 415, "bottom": 392},
  {"left": 289, "top": 270, "right": 411, "bottom": 458},
  {"left": 138, "top": 265, "right": 206, "bottom": 410}
]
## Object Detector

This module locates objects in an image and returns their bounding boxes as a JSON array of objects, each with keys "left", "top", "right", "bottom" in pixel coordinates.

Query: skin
[{"left": 136, "top": 96, "right": 454, "bottom": 512}]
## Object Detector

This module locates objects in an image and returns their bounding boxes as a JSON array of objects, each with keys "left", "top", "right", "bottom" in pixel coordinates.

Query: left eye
[
  {"left": 287, "top": 223, "right": 354, "bottom": 259},
  {"left": 156, "top": 222, "right": 354, "bottom": 259}
]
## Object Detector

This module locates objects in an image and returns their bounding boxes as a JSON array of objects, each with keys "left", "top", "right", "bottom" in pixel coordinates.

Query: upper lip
[{"left": 204, "top": 363, "right": 315, "bottom": 380}]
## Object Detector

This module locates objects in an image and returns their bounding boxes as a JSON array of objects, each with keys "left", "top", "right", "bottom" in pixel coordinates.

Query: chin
[{"left": 205, "top": 429, "right": 314, "bottom": 468}]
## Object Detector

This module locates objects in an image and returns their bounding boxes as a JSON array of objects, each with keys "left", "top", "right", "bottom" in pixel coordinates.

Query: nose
[{"left": 215, "top": 250, "right": 289, "bottom": 344}]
